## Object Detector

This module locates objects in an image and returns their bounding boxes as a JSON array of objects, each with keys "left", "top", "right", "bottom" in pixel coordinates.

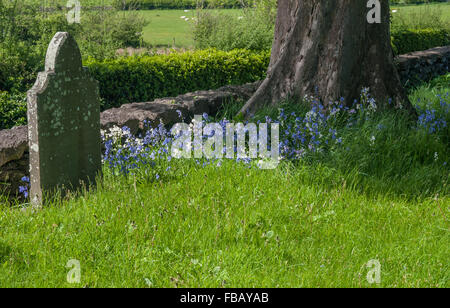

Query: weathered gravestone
[{"left": 27, "top": 32, "right": 101, "bottom": 204}]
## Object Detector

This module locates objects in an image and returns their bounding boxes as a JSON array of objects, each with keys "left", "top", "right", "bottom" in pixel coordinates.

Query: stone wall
[
  {"left": 0, "top": 126, "right": 29, "bottom": 198},
  {"left": 396, "top": 46, "right": 449, "bottom": 87},
  {"left": 1, "top": 45, "right": 448, "bottom": 200}
]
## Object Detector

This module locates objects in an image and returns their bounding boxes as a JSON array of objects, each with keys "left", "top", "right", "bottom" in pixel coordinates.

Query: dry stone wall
[{"left": 396, "top": 46, "right": 449, "bottom": 87}]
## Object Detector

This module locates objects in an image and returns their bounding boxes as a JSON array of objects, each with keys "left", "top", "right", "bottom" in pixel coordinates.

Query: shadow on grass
[{"left": 0, "top": 240, "right": 12, "bottom": 264}]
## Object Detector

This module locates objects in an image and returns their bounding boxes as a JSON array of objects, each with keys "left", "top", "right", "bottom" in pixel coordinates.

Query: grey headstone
[{"left": 27, "top": 32, "right": 101, "bottom": 205}]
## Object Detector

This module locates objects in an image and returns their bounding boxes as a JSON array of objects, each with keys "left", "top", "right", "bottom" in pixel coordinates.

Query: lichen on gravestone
[{"left": 27, "top": 32, "right": 101, "bottom": 205}]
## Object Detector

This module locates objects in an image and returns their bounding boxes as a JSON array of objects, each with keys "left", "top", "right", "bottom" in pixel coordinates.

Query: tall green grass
[{"left": 0, "top": 159, "right": 448, "bottom": 287}]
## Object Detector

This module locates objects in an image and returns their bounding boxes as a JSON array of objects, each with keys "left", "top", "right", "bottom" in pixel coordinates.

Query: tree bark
[{"left": 239, "top": 0, "right": 416, "bottom": 117}]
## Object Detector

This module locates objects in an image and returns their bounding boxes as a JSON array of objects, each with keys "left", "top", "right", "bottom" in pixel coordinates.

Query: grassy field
[
  {"left": 0, "top": 161, "right": 448, "bottom": 288},
  {"left": 134, "top": 9, "right": 241, "bottom": 48},
  {"left": 392, "top": 1, "right": 450, "bottom": 19},
  {"left": 133, "top": 9, "right": 232, "bottom": 48},
  {"left": 0, "top": 80, "right": 449, "bottom": 288}
]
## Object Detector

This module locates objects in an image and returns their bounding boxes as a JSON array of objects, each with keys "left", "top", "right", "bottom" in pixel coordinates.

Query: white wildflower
[{"left": 368, "top": 98, "right": 377, "bottom": 112}]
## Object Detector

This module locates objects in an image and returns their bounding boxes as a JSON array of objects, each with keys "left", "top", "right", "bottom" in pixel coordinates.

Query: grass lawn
[
  {"left": 391, "top": 2, "right": 450, "bottom": 20},
  {"left": 0, "top": 161, "right": 448, "bottom": 288},
  {"left": 136, "top": 9, "right": 198, "bottom": 48},
  {"left": 133, "top": 9, "right": 242, "bottom": 48}
]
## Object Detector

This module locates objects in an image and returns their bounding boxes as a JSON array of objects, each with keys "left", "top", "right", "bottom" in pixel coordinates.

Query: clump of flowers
[
  {"left": 100, "top": 88, "right": 388, "bottom": 177},
  {"left": 416, "top": 93, "right": 449, "bottom": 135},
  {"left": 19, "top": 176, "right": 29, "bottom": 199},
  {"left": 418, "top": 109, "right": 447, "bottom": 134},
  {"left": 359, "top": 87, "right": 378, "bottom": 114},
  {"left": 276, "top": 93, "right": 369, "bottom": 160},
  {"left": 101, "top": 121, "right": 172, "bottom": 179},
  {"left": 279, "top": 108, "right": 332, "bottom": 159}
]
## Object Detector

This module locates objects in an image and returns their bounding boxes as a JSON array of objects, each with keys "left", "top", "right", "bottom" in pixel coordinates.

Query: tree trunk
[{"left": 239, "top": 0, "right": 416, "bottom": 117}]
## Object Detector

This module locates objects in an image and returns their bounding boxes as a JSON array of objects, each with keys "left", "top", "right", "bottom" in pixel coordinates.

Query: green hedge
[
  {"left": 86, "top": 48, "right": 270, "bottom": 110},
  {"left": 392, "top": 28, "right": 450, "bottom": 55}
]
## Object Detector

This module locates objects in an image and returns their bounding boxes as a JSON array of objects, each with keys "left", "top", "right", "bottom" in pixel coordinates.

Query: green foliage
[
  {"left": 391, "top": 2, "right": 450, "bottom": 31},
  {"left": 78, "top": 9, "right": 148, "bottom": 59},
  {"left": 391, "top": 28, "right": 450, "bottom": 54},
  {"left": 409, "top": 73, "right": 450, "bottom": 144},
  {"left": 328, "top": 110, "right": 449, "bottom": 193},
  {"left": 0, "top": 3, "right": 79, "bottom": 92},
  {"left": 86, "top": 49, "right": 270, "bottom": 109},
  {"left": 0, "top": 2, "right": 147, "bottom": 93},
  {"left": 0, "top": 1, "right": 148, "bottom": 128},
  {"left": 428, "top": 72, "right": 450, "bottom": 88},
  {"left": 0, "top": 91, "right": 27, "bottom": 129},
  {"left": 193, "top": 0, "right": 276, "bottom": 51}
]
